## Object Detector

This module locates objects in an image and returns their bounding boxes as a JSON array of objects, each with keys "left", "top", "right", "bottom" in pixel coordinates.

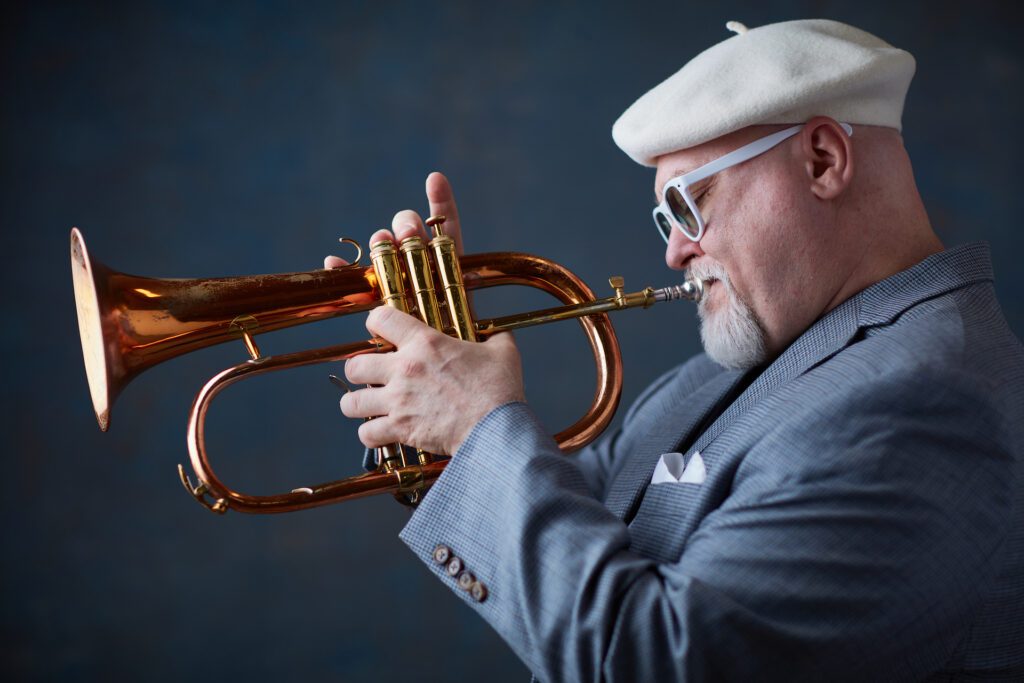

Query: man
[{"left": 327, "top": 19, "right": 1023, "bottom": 681}]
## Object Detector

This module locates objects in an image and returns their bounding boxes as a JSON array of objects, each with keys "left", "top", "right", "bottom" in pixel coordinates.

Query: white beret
[{"left": 612, "top": 19, "right": 916, "bottom": 166}]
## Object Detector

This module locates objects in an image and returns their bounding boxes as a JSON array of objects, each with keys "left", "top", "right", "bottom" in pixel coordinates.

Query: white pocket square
[{"left": 651, "top": 451, "right": 706, "bottom": 485}]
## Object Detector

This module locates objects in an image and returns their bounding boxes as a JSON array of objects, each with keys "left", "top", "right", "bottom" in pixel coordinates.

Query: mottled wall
[{"left": 2, "top": 1, "right": 1021, "bottom": 681}]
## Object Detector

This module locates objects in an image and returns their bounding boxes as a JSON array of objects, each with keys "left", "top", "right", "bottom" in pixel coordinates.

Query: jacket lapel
[
  {"left": 690, "top": 294, "right": 862, "bottom": 457},
  {"left": 605, "top": 367, "right": 746, "bottom": 520},
  {"left": 690, "top": 242, "right": 995, "bottom": 459}
]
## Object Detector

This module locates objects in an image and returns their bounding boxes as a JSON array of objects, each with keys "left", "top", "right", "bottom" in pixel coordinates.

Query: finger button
[
  {"left": 470, "top": 581, "right": 489, "bottom": 603},
  {"left": 457, "top": 571, "right": 476, "bottom": 592},
  {"left": 432, "top": 544, "right": 452, "bottom": 565}
]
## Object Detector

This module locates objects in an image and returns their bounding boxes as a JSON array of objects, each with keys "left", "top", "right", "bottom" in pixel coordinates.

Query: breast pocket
[{"left": 627, "top": 481, "right": 706, "bottom": 564}]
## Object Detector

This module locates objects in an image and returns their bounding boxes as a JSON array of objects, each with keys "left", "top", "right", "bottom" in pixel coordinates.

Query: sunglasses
[{"left": 653, "top": 122, "right": 853, "bottom": 243}]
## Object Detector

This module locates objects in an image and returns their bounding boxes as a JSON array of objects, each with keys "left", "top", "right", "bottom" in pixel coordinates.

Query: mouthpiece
[{"left": 653, "top": 278, "right": 704, "bottom": 303}]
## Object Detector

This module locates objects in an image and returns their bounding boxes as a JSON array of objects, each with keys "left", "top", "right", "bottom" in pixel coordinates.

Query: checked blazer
[{"left": 400, "top": 243, "right": 1024, "bottom": 682}]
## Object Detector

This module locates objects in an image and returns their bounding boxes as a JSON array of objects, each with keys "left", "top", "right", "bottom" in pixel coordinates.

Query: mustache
[{"left": 686, "top": 259, "right": 729, "bottom": 285}]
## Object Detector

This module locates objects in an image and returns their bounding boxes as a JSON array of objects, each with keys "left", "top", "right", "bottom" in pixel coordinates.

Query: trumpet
[{"left": 70, "top": 219, "right": 703, "bottom": 514}]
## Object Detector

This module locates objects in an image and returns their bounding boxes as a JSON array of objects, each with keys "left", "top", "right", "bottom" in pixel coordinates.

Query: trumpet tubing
[{"left": 70, "top": 221, "right": 702, "bottom": 515}]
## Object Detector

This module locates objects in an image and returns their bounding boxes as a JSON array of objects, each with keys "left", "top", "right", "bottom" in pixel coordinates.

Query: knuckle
[
  {"left": 418, "top": 330, "right": 443, "bottom": 353},
  {"left": 399, "top": 356, "right": 425, "bottom": 379},
  {"left": 436, "top": 354, "right": 455, "bottom": 376},
  {"left": 367, "top": 306, "right": 395, "bottom": 332},
  {"left": 393, "top": 390, "right": 416, "bottom": 415},
  {"left": 369, "top": 306, "right": 388, "bottom": 323}
]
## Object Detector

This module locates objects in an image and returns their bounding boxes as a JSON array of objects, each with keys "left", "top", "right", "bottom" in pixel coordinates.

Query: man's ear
[{"left": 800, "top": 116, "right": 854, "bottom": 200}]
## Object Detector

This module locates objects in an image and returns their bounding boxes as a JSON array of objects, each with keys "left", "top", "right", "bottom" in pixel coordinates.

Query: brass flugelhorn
[{"left": 70, "top": 220, "right": 703, "bottom": 514}]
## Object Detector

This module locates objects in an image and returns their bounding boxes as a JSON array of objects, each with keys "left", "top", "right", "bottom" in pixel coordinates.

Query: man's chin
[
  {"left": 698, "top": 308, "right": 768, "bottom": 370},
  {"left": 701, "top": 339, "right": 764, "bottom": 370}
]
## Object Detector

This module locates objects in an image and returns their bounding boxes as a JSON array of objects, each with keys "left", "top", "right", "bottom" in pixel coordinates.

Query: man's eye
[{"left": 695, "top": 186, "right": 711, "bottom": 208}]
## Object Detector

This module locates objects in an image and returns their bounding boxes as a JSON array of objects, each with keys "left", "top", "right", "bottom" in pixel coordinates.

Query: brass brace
[
  {"left": 609, "top": 276, "right": 626, "bottom": 306},
  {"left": 230, "top": 315, "right": 262, "bottom": 360},
  {"left": 177, "top": 464, "right": 229, "bottom": 514},
  {"left": 391, "top": 465, "right": 428, "bottom": 507},
  {"left": 641, "top": 286, "right": 657, "bottom": 309}
]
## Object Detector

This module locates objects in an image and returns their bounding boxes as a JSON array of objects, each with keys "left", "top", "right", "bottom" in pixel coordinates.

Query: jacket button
[
  {"left": 446, "top": 556, "right": 464, "bottom": 577},
  {"left": 470, "top": 581, "right": 488, "bottom": 603},
  {"left": 457, "top": 571, "right": 476, "bottom": 591},
  {"left": 432, "top": 544, "right": 452, "bottom": 565}
]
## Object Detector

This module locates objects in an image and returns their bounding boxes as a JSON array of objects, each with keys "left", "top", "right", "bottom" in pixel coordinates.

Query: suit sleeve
[{"left": 399, "top": 368, "right": 1015, "bottom": 682}]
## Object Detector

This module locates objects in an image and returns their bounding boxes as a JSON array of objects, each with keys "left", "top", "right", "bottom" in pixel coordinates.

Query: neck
[
  {"left": 824, "top": 127, "right": 944, "bottom": 314},
  {"left": 824, "top": 189, "right": 943, "bottom": 314}
]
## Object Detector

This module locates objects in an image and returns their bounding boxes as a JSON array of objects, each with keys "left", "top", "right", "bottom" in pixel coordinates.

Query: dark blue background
[{"left": 3, "top": 1, "right": 1021, "bottom": 680}]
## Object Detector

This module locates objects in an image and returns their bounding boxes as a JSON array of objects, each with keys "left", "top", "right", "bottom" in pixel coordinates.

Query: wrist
[{"left": 452, "top": 399, "right": 529, "bottom": 455}]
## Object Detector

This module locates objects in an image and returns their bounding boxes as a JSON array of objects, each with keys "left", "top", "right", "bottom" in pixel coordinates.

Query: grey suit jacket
[{"left": 400, "top": 243, "right": 1024, "bottom": 682}]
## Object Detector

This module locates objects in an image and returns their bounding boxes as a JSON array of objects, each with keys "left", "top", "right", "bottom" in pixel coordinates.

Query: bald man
[{"left": 329, "top": 20, "right": 1023, "bottom": 682}]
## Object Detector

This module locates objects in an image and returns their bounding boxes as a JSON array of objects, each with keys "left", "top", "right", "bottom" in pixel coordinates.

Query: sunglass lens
[
  {"left": 665, "top": 187, "right": 700, "bottom": 239},
  {"left": 654, "top": 211, "right": 673, "bottom": 242}
]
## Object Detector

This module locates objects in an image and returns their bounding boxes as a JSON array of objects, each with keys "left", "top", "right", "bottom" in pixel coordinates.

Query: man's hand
[
  {"left": 341, "top": 306, "right": 524, "bottom": 455},
  {"left": 325, "top": 171, "right": 526, "bottom": 455}
]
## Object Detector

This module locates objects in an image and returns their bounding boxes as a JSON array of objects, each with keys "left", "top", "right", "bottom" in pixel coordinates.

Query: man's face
[{"left": 654, "top": 126, "right": 842, "bottom": 368}]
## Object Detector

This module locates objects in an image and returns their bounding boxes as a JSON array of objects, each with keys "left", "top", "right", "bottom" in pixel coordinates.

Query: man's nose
[{"left": 665, "top": 227, "right": 705, "bottom": 271}]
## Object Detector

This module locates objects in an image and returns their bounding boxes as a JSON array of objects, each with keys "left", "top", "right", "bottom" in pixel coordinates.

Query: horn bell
[
  {"left": 71, "top": 227, "right": 121, "bottom": 431},
  {"left": 70, "top": 227, "right": 378, "bottom": 431}
]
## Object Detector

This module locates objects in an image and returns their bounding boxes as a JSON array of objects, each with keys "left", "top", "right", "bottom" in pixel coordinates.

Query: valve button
[{"left": 432, "top": 544, "right": 452, "bottom": 565}]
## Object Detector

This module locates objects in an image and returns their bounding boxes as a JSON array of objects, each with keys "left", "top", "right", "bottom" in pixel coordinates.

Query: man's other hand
[
  {"left": 326, "top": 171, "right": 525, "bottom": 455},
  {"left": 340, "top": 306, "right": 525, "bottom": 455}
]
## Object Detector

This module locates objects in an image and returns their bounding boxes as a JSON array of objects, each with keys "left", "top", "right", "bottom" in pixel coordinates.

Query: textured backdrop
[{"left": 3, "top": 1, "right": 1022, "bottom": 681}]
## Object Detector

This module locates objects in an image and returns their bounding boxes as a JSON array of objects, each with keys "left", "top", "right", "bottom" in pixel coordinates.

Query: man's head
[{"left": 614, "top": 20, "right": 941, "bottom": 369}]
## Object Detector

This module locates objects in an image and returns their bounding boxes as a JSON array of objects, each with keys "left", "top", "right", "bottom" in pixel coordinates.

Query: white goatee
[{"left": 687, "top": 260, "right": 767, "bottom": 370}]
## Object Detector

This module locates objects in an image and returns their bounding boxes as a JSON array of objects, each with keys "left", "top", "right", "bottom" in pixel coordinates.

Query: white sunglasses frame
[{"left": 653, "top": 122, "right": 854, "bottom": 243}]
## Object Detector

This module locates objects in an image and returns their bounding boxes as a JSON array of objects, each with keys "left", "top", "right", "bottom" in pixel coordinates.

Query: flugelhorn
[{"left": 70, "top": 220, "right": 703, "bottom": 514}]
